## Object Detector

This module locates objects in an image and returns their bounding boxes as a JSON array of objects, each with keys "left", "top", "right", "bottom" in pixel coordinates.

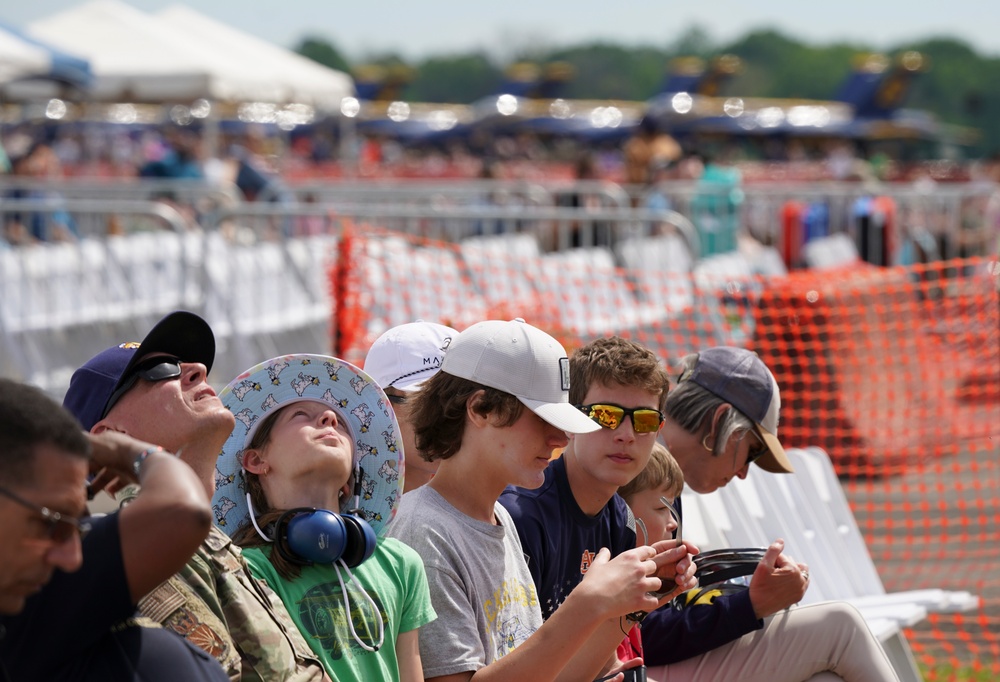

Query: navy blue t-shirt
[
  {"left": 499, "top": 456, "right": 637, "bottom": 617},
  {"left": 0, "top": 512, "right": 227, "bottom": 681}
]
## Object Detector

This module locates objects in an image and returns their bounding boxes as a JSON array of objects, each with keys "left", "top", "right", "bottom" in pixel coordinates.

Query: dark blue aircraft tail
[
  {"left": 659, "top": 55, "right": 741, "bottom": 96},
  {"left": 834, "top": 52, "right": 927, "bottom": 119}
]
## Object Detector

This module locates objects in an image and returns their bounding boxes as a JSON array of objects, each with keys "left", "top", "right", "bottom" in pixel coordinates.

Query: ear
[
  {"left": 710, "top": 403, "right": 731, "bottom": 434},
  {"left": 241, "top": 448, "right": 267, "bottom": 475},
  {"left": 91, "top": 422, "right": 128, "bottom": 437},
  {"left": 465, "top": 390, "right": 491, "bottom": 428}
]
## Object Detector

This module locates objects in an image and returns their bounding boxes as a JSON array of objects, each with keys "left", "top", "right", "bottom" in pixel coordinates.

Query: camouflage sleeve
[{"left": 138, "top": 549, "right": 243, "bottom": 681}]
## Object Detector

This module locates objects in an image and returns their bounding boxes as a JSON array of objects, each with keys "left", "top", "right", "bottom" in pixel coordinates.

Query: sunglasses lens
[
  {"left": 589, "top": 405, "right": 624, "bottom": 430},
  {"left": 139, "top": 360, "right": 182, "bottom": 382},
  {"left": 632, "top": 410, "right": 663, "bottom": 433}
]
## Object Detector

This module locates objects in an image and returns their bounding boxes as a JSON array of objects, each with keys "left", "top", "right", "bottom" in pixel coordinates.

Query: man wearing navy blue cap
[{"left": 59, "top": 310, "right": 329, "bottom": 682}]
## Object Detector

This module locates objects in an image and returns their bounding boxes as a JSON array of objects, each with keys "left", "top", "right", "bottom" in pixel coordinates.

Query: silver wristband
[{"left": 132, "top": 446, "right": 164, "bottom": 477}]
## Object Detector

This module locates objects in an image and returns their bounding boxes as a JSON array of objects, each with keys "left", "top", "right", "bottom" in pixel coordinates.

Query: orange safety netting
[{"left": 330, "top": 226, "right": 1000, "bottom": 678}]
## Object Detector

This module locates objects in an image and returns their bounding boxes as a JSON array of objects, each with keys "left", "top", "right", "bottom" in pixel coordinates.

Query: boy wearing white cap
[
  {"left": 364, "top": 321, "right": 458, "bottom": 493},
  {"left": 387, "top": 318, "right": 697, "bottom": 682}
]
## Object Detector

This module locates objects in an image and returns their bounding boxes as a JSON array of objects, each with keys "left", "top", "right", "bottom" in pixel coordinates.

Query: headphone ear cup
[
  {"left": 339, "top": 512, "right": 377, "bottom": 568},
  {"left": 285, "top": 510, "right": 349, "bottom": 565}
]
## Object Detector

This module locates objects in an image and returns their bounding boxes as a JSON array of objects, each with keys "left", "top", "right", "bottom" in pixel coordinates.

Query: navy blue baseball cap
[
  {"left": 679, "top": 346, "right": 793, "bottom": 474},
  {"left": 62, "top": 311, "right": 215, "bottom": 431}
]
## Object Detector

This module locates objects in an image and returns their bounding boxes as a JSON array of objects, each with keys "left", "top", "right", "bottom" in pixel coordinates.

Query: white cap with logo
[
  {"left": 441, "top": 318, "right": 600, "bottom": 434},
  {"left": 364, "top": 321, "right": 458, "bottom": 392}
]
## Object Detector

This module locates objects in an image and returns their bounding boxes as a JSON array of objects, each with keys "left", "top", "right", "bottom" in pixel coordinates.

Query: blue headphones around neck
[
  {"left": 275, "top": 505, "right": 377, "bottom": 568},
  {"left": 250, "top": 467, "right": 378, "bottom": 569}
]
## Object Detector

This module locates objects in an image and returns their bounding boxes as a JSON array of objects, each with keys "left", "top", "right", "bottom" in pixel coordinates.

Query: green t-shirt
[{"left": 243, "top": 536, "right": 435, "bottom": 681}]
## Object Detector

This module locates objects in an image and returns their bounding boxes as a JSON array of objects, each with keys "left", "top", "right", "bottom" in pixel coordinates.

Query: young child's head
[
  {"left": 213, "top": 354, "right": 404, "bottom": 574},
  {"left": 618, "top": 441, "right": 684, "bottom": 546}
]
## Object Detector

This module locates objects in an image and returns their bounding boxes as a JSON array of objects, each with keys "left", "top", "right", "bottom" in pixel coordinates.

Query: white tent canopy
[
  {"left": 0, "top": 20, "right": 90, "bottom": 88},
  {"left": 156, "top": 5, "right": 353, "bottom": 111},
  {"left": 24, "top": 0, "right": 352, "bottom": 110}
]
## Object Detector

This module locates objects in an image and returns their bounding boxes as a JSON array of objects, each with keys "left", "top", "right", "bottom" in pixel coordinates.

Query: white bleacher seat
[
  {"left": 802, "top": 232, "right": 861, "bottom": 269},
  {"left": 614, "top": 233, "right": 695, "bottom": 314},
  {"left": 795, "top": 447, "right": 979, "bottom": 614},
  {"left": 536, "top": 247, "right": 664, "bottom": 336},
  {"left": 352, "top": 234, "right": 489, "bottom": 343},
  {"left": 404, "top": 244, "right": 489, "bottom": 330},
  {"left": 460, "top": 233, "right": 545, "bottom": 317},
  {"left": 683, "top": 446, "right": 981, "bottom": 682},
  {"left": 691, "top": 250, "right": 759, "bottom": 346}
]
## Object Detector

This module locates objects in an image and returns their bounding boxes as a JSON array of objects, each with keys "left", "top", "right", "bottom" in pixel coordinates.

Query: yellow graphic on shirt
[{"left": 483, "top": 580, "right": 539, "bottom": 657}]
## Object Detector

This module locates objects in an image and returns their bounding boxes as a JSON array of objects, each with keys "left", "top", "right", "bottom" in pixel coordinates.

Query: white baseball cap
[
  {"left": 441, "top": 319, "right": 600, "bottom": 434},
  {"left": 364, "top": 321, "right": 458, "bottom": 392}
]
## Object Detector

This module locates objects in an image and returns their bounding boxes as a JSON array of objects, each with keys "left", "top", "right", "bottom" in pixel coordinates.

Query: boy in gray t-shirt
[{"left": 388, "top": 319, "right": 697, "bottom": 682}]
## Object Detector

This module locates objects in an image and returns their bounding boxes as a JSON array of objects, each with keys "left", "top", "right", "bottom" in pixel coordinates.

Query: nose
[
  {"left": 735, "top": 465, "right": 750, "bottom": 480},
  {"left": 546, "top": 424, "right": 570, "bottom": 450},
  {"left": 181, "top": 362, "right": 208, "bottom": 384},
  {"left": 319, "top": 408, "right": 339, "bottom": 428},
  {"left": 613, "top": 418, "right": 636, "bottom": 443},
  {"left": 47, "top": 534, "right": 83, "bottom": 573}
]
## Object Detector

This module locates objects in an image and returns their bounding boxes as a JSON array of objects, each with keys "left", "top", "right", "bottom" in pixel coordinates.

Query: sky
[{"left": 6, "top": 0, "right": 999, "bottom": 62}]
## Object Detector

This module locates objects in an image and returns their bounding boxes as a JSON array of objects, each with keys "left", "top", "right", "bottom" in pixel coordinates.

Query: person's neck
[
  {"left": 169, "top": 429, "right": 231, "bottom": 500},
  {"left": 562, "top": 446, "right": 618, "bottom": 517},
  {"left": 428, "top": 453, "right": 505, "bottom": 524},
  {"left": 265, "top": 474, "right": 344, "bottom": 512}
]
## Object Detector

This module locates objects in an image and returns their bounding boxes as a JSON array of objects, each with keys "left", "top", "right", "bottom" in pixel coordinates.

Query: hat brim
[
  {"left": 754, "top": 424, "right": 794, "bottom": 474},
  {"left": 393, "top": 374, "right": 433, "bottom": 392},
  {"left": 212, "top": 354, "right": 404, "bottom": 538},
  {"left": 521, "top": 398, "right": 601, "bottom": 434},
  {"left": 112, "top": 311, "right": 215, "bottom": 398}
]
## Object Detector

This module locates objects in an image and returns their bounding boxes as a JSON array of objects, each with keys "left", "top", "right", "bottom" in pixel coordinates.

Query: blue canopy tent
[{"left": 0, "top": 20, "right": 91, "bottom": 90}]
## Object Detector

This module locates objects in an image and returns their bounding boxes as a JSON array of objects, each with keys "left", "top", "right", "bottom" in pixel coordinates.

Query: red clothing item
[{"left": 617, "top": 624, "right": 644, "bottom": 662}]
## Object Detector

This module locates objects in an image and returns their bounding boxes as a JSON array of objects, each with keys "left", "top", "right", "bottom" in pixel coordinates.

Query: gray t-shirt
[{"left": 388, "top": 485, "right": 544, "bottom": 678}]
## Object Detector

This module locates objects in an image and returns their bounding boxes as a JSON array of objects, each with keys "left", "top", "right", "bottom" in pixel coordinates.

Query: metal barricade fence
[
  {"left": 0, "top": 177, "right": 244, "bottom": 215},
  {"left": 639, "top": 180, "right": 1000, "bottom": 264},
  {"left": 0, "top": 199, "right": 196, "bottom": 393},
  {"left": 274, "top": 179, "right": 634, "bottom": 215}
]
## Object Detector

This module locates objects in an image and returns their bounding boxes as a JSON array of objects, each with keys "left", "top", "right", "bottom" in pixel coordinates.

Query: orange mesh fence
[{"left": 330, "top": 226, "right": 1000, "bottom": 678}]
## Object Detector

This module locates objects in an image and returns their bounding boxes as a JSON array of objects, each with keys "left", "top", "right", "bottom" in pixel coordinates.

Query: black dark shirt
[{"left": 0, "top": 513, "right": 227, "bottom": 681}]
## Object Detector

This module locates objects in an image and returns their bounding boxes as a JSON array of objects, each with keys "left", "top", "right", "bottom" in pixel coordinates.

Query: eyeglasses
[
  {"left": 0, "top": 486, "right": 92, "bottom": 543},
  {"left": 102, "top": 356, "right": 183, "bottom": 418},
  {"left": 575, "top": 403, "right": 664, "bottom": 433},
  {"left": 744, "top": 429, "right": 768, "bottom": 466}
]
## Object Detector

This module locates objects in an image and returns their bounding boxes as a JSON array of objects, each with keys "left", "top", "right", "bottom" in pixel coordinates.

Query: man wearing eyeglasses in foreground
[
  {"left": 60, "top": 310, "right": 329, "bottom": 682},
  {"left": 502, "top": 342, "right": 899, "bottom": 681},
  {"left": 0, "top": 379, "right": 90, "bottom": 618},
  {"left": 0, "top": 378, "right": 227, "bottom": 680}
]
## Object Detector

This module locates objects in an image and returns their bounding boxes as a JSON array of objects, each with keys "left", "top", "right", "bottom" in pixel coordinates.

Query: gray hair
[{"left": 665, "top": 353, "right": 755, "bottom": 456}]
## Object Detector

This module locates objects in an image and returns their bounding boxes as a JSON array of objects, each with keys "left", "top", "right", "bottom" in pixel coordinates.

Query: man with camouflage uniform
[{"left": 63, "top": 311, "right": 329, "bottom": 682}]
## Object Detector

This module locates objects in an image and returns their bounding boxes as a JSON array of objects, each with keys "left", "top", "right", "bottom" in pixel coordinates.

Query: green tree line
[{"left": 296, "top": 28, "right": 1000, "bottom": 157}]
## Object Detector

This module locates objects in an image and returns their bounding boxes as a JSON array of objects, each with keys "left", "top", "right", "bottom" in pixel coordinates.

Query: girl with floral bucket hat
[{"left": 212, "top": 354, "right": 435, "bottom": 681}]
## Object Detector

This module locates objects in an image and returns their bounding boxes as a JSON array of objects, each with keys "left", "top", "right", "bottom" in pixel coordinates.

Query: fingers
[{"left": 759, "top": 538, "right": 784, "bottom": 572}]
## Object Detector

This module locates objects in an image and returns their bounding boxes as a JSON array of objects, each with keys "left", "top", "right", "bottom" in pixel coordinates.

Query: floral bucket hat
[{"left": 212, "top": 353, "right": 403, "bottom": 538}]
